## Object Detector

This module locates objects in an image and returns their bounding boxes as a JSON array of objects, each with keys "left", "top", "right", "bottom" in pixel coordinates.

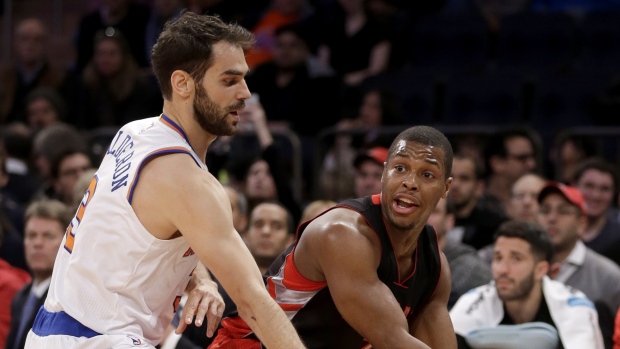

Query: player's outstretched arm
[
  {"left": 408, "top": 252, "right": 457, "bottom": 348},
  {"left": 298, "top": 210, "right": 431, "bottom": 349},
  {"left": 133, "top": 154, "right": 305, "bottom": 349}
]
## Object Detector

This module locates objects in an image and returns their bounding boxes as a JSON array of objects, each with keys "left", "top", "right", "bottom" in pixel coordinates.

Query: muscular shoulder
[
  {"left": 306, "top": 207, "right": 378, "bottom": 246},
  {"left": 295, "top": 207, "right": 382, "bottom": 280},
  {"left": 140, "top": 153, "right": 218, "bottom": 192},
  {"left": 132, "top": 153, "right": 229, "bottom": 234}
]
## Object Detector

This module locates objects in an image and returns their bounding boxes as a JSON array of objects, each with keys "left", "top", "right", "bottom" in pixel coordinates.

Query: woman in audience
[{"left": 78, "top": 28, "right": 161, "bottom": 130}]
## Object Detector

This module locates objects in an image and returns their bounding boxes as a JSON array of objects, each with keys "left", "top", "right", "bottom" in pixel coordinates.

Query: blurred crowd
[{"left": 2, "top": 0, "right": 620, "bottom": 348}]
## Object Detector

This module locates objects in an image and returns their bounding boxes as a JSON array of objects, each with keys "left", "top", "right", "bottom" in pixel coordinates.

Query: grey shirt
[
  {"left": 444, "top": 239, "right": 493, "bottom": 309},
  {"left": 557, "top": 240, "right": 620, "bottom": 315}
]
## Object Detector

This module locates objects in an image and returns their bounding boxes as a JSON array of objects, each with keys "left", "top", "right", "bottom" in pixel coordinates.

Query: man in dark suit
[{"left": 5, "top": 200, "right": 71, "bottom": 349}]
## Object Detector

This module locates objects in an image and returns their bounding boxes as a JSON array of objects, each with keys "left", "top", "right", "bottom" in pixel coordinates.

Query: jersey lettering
[
  {"left": 183, "top": 248, "right": 195, "bottom": 257},
  {"left": 107, "top": 133, "right": 135, "bottom": 192},
  {"left": 64, "top": 175, "right": 99, "bottom": 252}
]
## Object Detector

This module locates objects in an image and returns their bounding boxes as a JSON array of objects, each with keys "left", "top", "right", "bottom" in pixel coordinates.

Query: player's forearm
[{"left": 238, "top": 293, "right": 305, "bottom": 349}]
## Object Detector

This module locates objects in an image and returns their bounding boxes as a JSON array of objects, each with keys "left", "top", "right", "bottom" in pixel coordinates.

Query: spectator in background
[
  {"left": 243, "top": 201, "right": 295, "bottom": 274},
  {"left": 571, "top": 158, "right": 620, "bottom": 259},
  {"left": 0, "top": 151, "right": 28, "bottom": 273},
  {"left": 144, "top": 0, "right": 185, "bottom": 65},
  {"left": 448, "top": 153, "right": 507, "bottom": 250},
  {"left": 223, "top": 185, "right": 249, "bottom": 235},
  {"left": 481, "top": 127, "right": 539, "bottom": 217},
  {"left": 78, "top": 28, "right": 162, "bottom": 130},
  {"left": 352, "top": 146, "right": 387, "bottom": 198},
  {"left": 24, "top": 87, "right": 66, "bottom": 134},
  {"left": 318, "top": 89, "right": 401, "bottom": 202},
  {"left": 427, "top": 197, "right": 491, "bottom": 309},
  {"left": 32, "top": 149, "right": 92, "bottom": 207},
  {"left": 318, "top": 132, "right": 356, "bottom": 202},
  {"left": 0, "top": 18, "right": 68, "bottom": 125},
  {"left": 31, "top": 122, "right": 88, "bottom": 183},
  {"left": 0, "top": 223, "right": 31, "bottom": 349},
  {"left": 0, "top": 150, "right": 24, "bottom": 233},
  {"left": 5, "top": 200, "right": 72, "bottom": 349},
  {"left": 244, "top": 0, "right": 315, "bottom": 69},
  {"left": 336, "top": 88, "right": 403, "bottom": 147},
  {"left": 549, "top": 132, "right": 601, "bottom": 185},
  {"left": 246, "top": 23, "right": 341, "bottom": 137},
  {"left": 450, "top": 220, "right": 604, "bottom": 349},
  {"left": 317, "top": 0, "right": 391, "bottom": 86},
  {"left": 246, "top": 23, "right": 342, "bottom": 197},
  {"left": 478, "top": 172, "right": 547, "bottom": 265},
  {"left": 319, "top": 145, "right": 386, "bottom": 202},
  {"left": 300, "top": 199, "right": 337, "bottom": 224},
  {"left": 74, "top": 0, "right": 150, "bottom": 72},
  {"left": 537, "top": 182, "right": 620, "bottom": 348},
  {"left": 507, "top": 173, "right": 547, "bottom": 223},
  {"left": 235, "top": 99, "right": 302, "bottom": 224},
  {"left": 0, "top": 124, "right": 38, "bottom": 206}
]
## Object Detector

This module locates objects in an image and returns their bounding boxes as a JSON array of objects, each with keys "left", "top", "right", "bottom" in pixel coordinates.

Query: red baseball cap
[
  {"left": 537, "top": 181, "right": 586, "bottom": 215},
  {"left": 353, "top": 146, "right": 388, "bottom": 169}
]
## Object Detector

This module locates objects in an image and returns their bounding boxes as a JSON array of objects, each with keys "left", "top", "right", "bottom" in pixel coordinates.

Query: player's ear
[
  {"left": 170, "top": 70, "right": 193, "bottom": 98},
  {"left": 442, "top": 177, "right": 453, "bottom": 198}
]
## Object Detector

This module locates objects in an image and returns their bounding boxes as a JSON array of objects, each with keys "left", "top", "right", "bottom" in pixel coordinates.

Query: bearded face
[
  {"left": 193, "top": 83, "right": 244, "bottom": 136},
  {"left": 494, "top": 269, "right": 536, "bottom": 302}
]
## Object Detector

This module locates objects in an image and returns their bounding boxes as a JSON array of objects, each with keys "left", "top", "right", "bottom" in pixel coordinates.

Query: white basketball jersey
[{"left": 45, "top": 115, "right": 203, "bottom": 345}]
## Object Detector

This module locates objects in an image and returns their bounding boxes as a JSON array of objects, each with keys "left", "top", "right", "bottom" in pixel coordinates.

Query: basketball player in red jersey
[{"left": 211, "top": 125, "right": 457, "bottom": 348}]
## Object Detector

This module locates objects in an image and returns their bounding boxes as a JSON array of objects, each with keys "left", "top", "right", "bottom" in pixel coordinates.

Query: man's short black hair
[
  {"left": 388, "top": 125, "right": 453, "bottom": 179},
  {"left": 494, "top": 220, "right": 554, "bottom": 263}
]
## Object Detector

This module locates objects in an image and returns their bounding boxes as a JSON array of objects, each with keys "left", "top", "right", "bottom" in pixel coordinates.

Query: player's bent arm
[
  {"left": 409, "top": 252, "right": 457, "bottom": 348},
  {"left": 306, "top": 214, "right": 431, "bottom": 349},
  {"left": 136, "top": 154, "right": 305, "bottom": 349}
]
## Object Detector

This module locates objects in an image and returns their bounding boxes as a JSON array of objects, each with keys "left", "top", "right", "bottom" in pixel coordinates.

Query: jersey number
[{"left": 64, "top": 175, "right": 99, "bottom": 253}]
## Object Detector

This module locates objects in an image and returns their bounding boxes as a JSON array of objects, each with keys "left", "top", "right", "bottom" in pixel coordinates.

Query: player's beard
[{"left": 193, "top": 84, "right": 244, "bottom": 136}]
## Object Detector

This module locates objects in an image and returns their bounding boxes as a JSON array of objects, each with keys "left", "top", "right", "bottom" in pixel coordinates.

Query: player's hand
[{"left": 176, "top": 276, "right": 224, "bottom": 337}]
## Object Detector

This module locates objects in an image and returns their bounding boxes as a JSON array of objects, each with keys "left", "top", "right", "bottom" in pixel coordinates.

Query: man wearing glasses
[
  {"left": 480, "top": 127, "right": 539, "bottom": 217},
  {"left": 537, "top": 182, "right": 620, "bottom": 348}
]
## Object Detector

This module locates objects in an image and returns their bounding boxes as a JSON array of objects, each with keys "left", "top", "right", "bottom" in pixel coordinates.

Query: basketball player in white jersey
[{"left": 25, "top": 12, "right": 306, "bottom": 349}]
